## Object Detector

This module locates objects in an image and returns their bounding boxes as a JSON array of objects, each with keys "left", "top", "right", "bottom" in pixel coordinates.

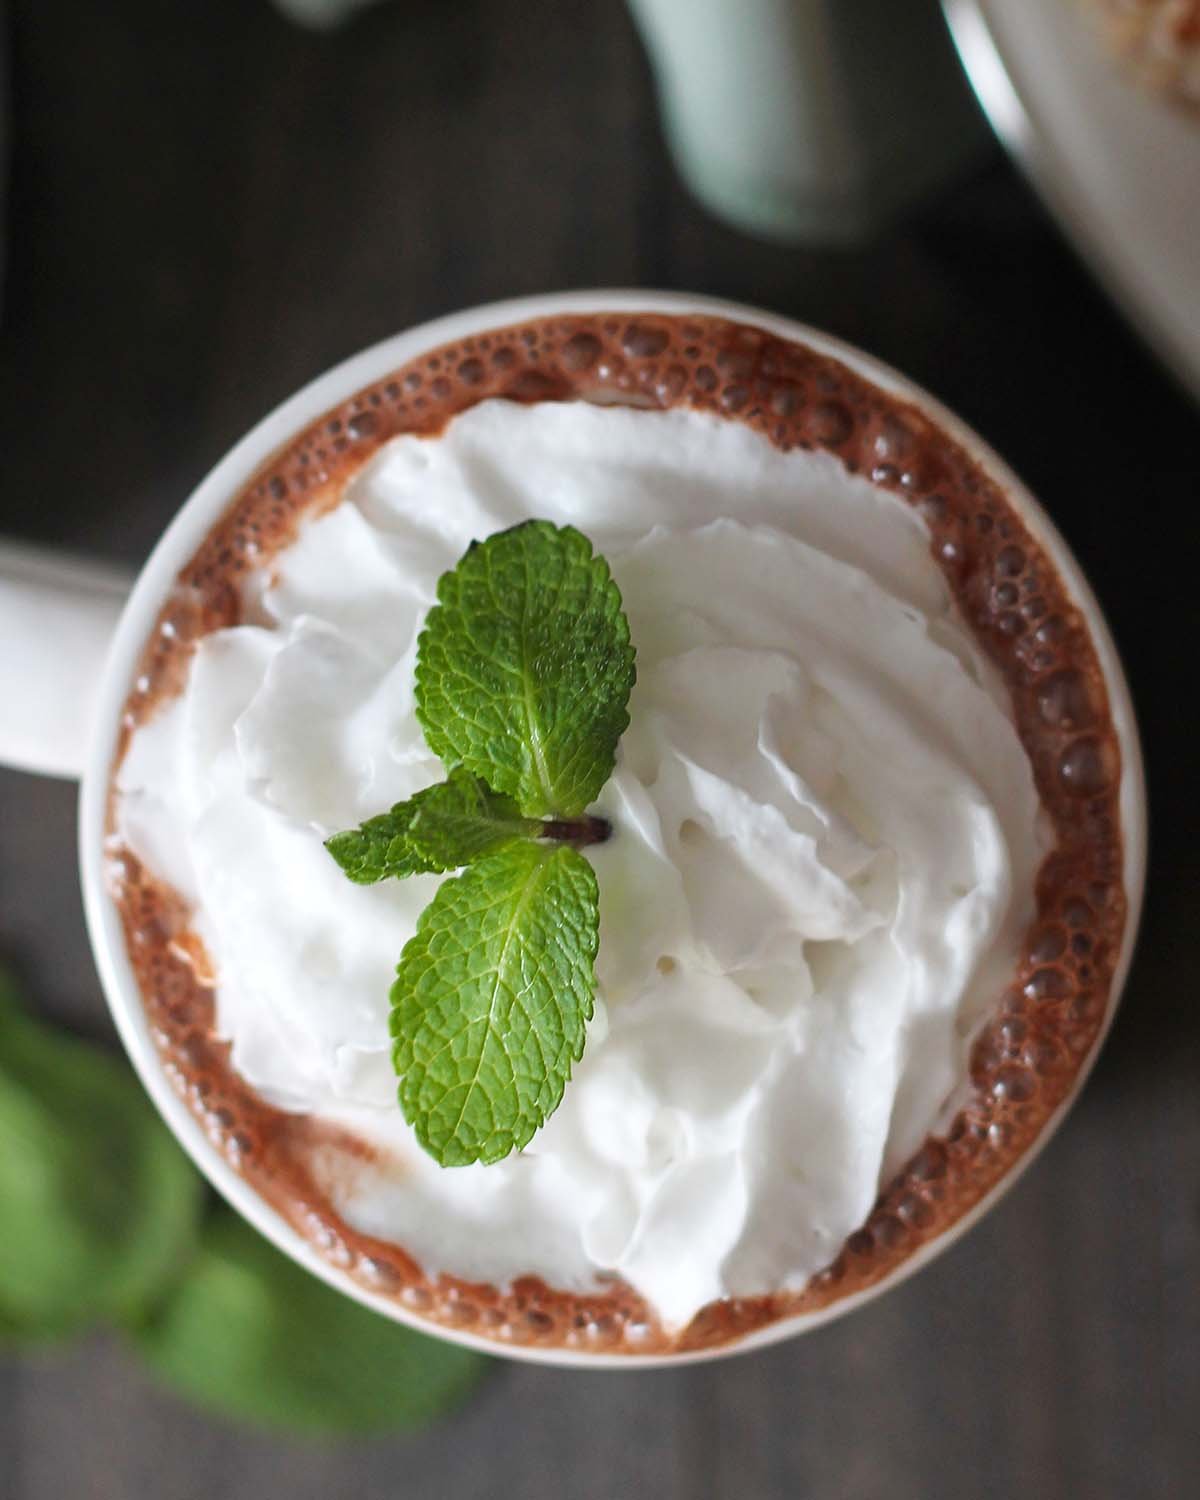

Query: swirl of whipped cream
[{"left": 117, "top": 400, "right": 1046, "bottom": 1329}]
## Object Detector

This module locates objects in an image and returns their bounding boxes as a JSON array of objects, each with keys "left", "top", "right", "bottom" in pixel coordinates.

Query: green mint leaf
[
  {"left": 324, "top": 789, "right": 442, "bottom": 884},
  {"left": 0, "top": 969, "right": 203, "bottom": 1344},
  {"left": 390, "top": 842, "right": 598, "bottom": 1166},
  {"left": 405, "top": 767, "right": 542, "bottom": 869},
  {"left": 130, "top": 1209, "right": 488, "bottom": 1435},
  {"left": 415, "top": 520, "right": 636, "bottom": 818},
  {"left": 325, "top": 769, "right": 542, "bottom": 882}
]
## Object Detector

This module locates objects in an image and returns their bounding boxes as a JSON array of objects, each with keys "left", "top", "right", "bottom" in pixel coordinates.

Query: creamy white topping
[{"left": 117, "top": 400, "right": 1046, "bottom": 1329}]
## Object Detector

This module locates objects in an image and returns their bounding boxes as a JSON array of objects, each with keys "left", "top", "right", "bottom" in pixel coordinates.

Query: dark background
[{"left": 0, "top": 2, "right": 1196, "bottom": 1496}]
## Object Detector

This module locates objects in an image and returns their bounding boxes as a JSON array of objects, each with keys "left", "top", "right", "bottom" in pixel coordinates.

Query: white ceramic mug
[
  {"left": 626, "top": 0, "right": 987, "bottom": 244},
  {"left": 0, "top": 291, "right": 1147, "bottom": 1367}
]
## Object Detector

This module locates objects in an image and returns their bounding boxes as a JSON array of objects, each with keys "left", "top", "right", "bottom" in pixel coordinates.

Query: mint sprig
[
  {"left": 132, "top": 1209, "right": 487, "bottom": 1434},
  {"left": 325, "top": 521, "right": 635, "bottom": 1168},
  {"left": 0, "top": 964, "right": 488, "bottom": 1432},
  {"left": 0, "top": 969, "right": 202, "bottom": 1344}
]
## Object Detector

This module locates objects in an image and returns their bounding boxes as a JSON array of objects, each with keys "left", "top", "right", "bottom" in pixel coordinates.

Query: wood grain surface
[{"left": 0, "top": 2, "right": 1195, "bottom": 1496}]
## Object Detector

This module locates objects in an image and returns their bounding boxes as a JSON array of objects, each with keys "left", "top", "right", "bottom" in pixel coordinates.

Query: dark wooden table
[{"left": 1, "top": 2, "right": 1196, "bottom": 1496}]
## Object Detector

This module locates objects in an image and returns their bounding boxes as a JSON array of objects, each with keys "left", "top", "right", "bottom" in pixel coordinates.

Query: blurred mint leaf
[
  {"left": 325, "top": 767, "right": 540, "bottom": 883},
  {"left": 390, "top": 842, "right": 598, "bottom": 1166},
  {"left": 0, "top": 970, "right": 203, "bottom": 1344},
  {"left": 131, "top": 1210, "right": 488, "bottom": 1436},
  {"left": 415, "top": 520, "right": 635, "bottom": 817}
]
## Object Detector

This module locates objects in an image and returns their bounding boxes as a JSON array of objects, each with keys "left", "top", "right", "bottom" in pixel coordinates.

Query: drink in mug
[{"left": 12, "top": 294, "right": 1143, "bottom": 1363}]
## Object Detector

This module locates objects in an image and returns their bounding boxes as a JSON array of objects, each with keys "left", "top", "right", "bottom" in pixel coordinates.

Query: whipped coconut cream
[{"left": 117, "top": 400, "right": 1047, "bottom": 1329}]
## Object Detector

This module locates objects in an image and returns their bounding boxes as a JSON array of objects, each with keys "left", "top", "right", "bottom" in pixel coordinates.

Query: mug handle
[{"left": 0, "top": 539, "right": 132, "bottom": 780}]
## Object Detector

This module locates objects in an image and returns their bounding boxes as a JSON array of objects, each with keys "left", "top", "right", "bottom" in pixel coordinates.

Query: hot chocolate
[{"left": 107, "top": 311, "right": 1129, "bottom": 1355}]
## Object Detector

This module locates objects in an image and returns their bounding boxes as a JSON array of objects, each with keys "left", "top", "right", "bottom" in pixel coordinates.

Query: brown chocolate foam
[{"left": 107, "top": 312, "right": 1129, "bottom": 1355}]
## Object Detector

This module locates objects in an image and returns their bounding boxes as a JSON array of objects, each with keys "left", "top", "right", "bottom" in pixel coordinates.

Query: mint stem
[{"left": 539, "top": 815, "right": 611, "bottom": 848}]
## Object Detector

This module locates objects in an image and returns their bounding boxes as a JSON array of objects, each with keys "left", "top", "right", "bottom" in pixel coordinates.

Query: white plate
[{"left": 944, "top": 0, "right": 1200, "bottom": 400}]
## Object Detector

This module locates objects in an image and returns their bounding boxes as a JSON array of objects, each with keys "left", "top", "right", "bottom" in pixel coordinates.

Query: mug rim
[{"left": 79, "top": 289, "right": 1149, "bottom": 1369}]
